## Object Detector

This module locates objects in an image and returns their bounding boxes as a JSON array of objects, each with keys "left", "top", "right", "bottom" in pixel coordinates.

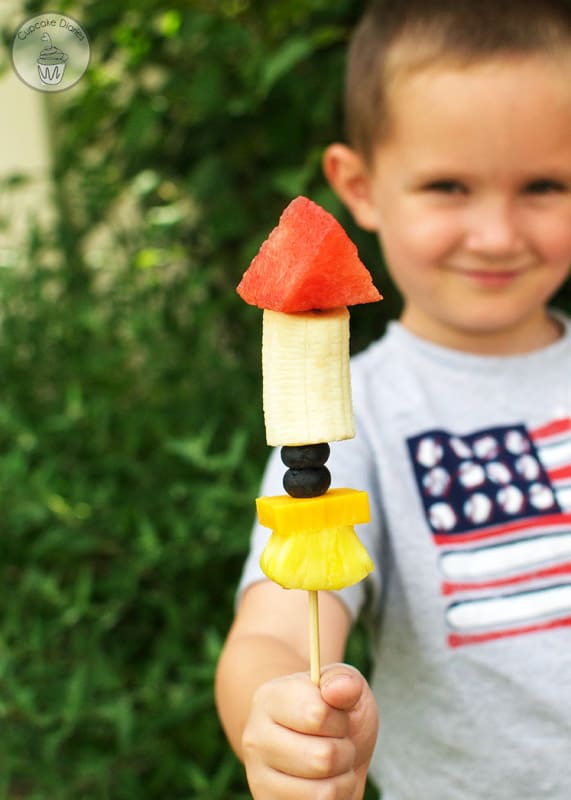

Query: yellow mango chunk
[
  {"left": 260, "top": 525, "right": 374, "bottom": 591},
  {"left": 256, "top": 488, "right": 370, "bottom": 535}
]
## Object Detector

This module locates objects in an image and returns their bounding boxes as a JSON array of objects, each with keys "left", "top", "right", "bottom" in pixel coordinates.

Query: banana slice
[{"left": 262, "top": 308, "right": 355, "bottom": 446}]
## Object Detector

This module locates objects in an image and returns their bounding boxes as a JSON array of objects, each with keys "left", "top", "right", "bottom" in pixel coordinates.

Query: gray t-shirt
[{"left": 239, "top": 314, "right": 571, "bottom": 799}]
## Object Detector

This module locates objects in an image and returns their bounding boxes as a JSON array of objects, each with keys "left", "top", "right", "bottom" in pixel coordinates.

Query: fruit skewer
[{"left": 237, "top": 196, "right": 382, "bottom": 685}]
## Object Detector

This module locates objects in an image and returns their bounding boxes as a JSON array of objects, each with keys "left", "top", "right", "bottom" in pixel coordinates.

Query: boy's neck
[{"left": 399, "top": 308, "right": 564, "bottom": 356}]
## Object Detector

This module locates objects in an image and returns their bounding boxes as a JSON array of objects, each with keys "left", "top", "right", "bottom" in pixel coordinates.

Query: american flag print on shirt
[{"left": 407, "top": 417, "right": 571, "bottom": 648}]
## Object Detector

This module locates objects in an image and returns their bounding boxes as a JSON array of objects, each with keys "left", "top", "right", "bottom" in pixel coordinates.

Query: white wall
[{"left": 0, "top": 2, "right": 52, "bottom": 265}]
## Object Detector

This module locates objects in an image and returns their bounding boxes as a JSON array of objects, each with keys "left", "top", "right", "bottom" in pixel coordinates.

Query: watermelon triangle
[{"left": 237, "top": 196, "right": 382, "bottom": 312}]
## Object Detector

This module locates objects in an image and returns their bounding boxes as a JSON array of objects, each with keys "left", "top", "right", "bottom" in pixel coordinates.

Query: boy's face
[{"left": 363, "top": 55, "right": 571, "bottom": 352}]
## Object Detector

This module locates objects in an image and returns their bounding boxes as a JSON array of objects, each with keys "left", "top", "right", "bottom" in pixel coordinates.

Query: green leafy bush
[{"left": 1, "top": 1, "right": 390, "bottom": 797}]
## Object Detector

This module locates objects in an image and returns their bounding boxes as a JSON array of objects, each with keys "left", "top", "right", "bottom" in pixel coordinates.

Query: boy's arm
[{"left": 215, "top": 580, "right": 378, "bottom": 799}]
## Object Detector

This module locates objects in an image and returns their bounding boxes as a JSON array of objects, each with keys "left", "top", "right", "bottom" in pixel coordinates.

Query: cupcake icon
[{"left": 37, "top": 33, "right": 68, "bottom": 86}]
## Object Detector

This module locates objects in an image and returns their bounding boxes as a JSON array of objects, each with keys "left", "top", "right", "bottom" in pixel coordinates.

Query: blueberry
[
  {"left": 281, "top": 443, "right": 330, "bottom": 469},
  {"left": 283, "top": 466, "right": 331, "bottom": 498}
]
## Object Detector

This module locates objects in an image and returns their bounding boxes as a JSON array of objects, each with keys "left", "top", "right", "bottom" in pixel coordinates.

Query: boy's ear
[{"left": 322, "top": 143, "right": 379, "bottom": 232}]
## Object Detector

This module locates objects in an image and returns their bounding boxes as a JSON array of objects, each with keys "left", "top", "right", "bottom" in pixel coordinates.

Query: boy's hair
[{"left": 346, "top": 0, "right": 571, "bottom": 163}]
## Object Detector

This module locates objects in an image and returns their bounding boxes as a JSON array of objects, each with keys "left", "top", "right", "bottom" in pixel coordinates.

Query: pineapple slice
[
  {"left": 257, "top": 488, "right": 373, "bottom": 590},
  {"left": 260, "top": 525, "right": 373, "bottom": 591}
]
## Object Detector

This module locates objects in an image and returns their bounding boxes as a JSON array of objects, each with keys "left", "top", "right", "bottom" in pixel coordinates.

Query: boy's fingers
[
  {"left": 250, "top": 725, "right": 356, "bottom": 780},
  {"left": 248, "top": 764, "right": 357, "bottom": 800},
  {"left": 254, "top": 673, "right": 350, "bottom": 738},
  {"left": 320, "top": 664, "right": 364, "bottom": 712}
]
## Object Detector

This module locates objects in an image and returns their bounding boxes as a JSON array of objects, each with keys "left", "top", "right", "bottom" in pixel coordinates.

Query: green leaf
[
  {"left": 166, "top": 427, "right": 248, "bottom": 473},
  {"left": 157, "top": 10, "right": 182, "bottom": 38},
  {"left": 259, "top": 36, "right": 313, "bottom": 95}
]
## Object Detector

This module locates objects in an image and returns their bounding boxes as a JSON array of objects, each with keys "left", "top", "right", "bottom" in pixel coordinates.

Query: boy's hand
[{"left": 242, "top": 664, "right": 378, "bottom": 799}]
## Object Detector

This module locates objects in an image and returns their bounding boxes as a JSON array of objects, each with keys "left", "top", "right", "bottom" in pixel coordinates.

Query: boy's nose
[{"left": 464, "top": 199, "right": 525, "bottom": 259}]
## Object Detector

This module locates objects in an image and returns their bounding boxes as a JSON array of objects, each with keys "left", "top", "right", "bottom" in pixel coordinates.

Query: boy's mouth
[{"left": 451, "top": 265, "right": 529, "bottom": 288}]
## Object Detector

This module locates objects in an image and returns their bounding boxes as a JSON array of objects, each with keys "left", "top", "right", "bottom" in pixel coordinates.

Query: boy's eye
[
  {"left": 423, "top": 180, "right": 466, "bottom": 194},
  {"left": 524, "top": 179, "right": 567, "bottom": 195}
]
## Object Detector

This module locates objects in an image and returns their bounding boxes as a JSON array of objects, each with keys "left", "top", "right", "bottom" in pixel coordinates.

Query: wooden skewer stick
[{"left": 308, "top": 589, "right": 321, "bottom": 686}]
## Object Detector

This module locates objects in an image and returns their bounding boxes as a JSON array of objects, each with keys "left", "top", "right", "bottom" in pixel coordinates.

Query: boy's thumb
[{"left": 319, "top": 664, "right": 364, "bottom": 712}]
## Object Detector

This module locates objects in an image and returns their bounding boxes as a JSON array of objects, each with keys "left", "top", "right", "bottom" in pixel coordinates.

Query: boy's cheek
[
  {"left": 542, "top": 224, "right": 571, "bottom": 264},
  {"left": 384, "top": 223, "right": 456, "bottom": 264},
  {"left": 520, "top": 208, "right": 571, "bottom": 260}
]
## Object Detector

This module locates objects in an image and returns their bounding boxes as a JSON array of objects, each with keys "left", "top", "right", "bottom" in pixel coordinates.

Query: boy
[{"left": 216, "top": 1, "right": 571, "bottom": 797}]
